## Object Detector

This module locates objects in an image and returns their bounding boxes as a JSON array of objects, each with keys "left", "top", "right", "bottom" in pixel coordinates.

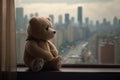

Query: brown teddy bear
[{"left": 23, "top": 17, "right": 61, "bottom": 72}]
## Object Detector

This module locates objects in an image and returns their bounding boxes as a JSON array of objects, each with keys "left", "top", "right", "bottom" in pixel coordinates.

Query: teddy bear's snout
[{"left": 53, "top": 31, "right": 56, "bottom": 34}]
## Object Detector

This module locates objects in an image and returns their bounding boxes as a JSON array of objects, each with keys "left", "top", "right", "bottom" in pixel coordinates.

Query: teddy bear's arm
[
  {"left": 48, "top": 41, "right": 58, "bottom": 57},
  {"left": 26, "top": 41, "right": 54, "bottom": 61}
]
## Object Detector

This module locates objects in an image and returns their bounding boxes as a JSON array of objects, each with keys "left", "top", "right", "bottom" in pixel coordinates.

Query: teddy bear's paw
[
  {"left": 55, "top": 56, "right": 62, "bottom": 62},
  {"left": 53, "top": 57, "right": 62, "bottom": 69},
  {"left": 31, "top": 58, "right": 45, "bottom": 72}
]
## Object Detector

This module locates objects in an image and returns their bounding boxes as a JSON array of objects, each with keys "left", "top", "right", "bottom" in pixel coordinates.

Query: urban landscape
[{"left": 16, "top": 6, "right": 120, "bottom": 64}]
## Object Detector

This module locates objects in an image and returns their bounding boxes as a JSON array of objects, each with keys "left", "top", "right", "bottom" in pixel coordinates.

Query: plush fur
[{"left": 24, "top": 17, "right": 61, "bottom": 72}]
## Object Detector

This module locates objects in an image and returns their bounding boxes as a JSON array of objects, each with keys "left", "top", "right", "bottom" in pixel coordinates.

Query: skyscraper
[
  {"left": 58, "top": 15, "right": 63, "bottom": 25},
  {"left": 77, "top": 6, "right": 83, "bottom": 25},
  {"left": 113, "top": 16, "right": 118, "bottom": 27},
  {"left": 85, "top": 17, "right": 89, "bottom": 26},
  {"left": 23, "top": 15, "right": 28, "bottom": 30},
  {"left": 70, "top": 17, "right": 75, "bottom": 24},
  {"left": 35, "top": 12, "right": 39, "bottom": 17},
  {"left": 30, "top": 13, "right": 34, "bottom": 18},
  {"left": 65, "top": 13, "right": 70, "bottom": 26},
  {"left": 118, "top": 19, "right": 120, "bottom": 27},
  {"left": 49, "top": 14, "right": 54, "bottom": 24},
  {"left": 95, "top": 20, "right": 100, "bottom": 30},
  {"left": 16, "top": 7, "right": 24, "bottom": 31}
]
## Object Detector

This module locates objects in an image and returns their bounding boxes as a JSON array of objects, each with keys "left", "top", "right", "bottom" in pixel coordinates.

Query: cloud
[
  {"left": 15, "top": 0, "right": 22, "bottom": 5},
  {"left": 20, "top": 0, "right": 113, "bottom": 4},
  {"left": 15, "top": 0, "right": 23, "bottom": 7}
]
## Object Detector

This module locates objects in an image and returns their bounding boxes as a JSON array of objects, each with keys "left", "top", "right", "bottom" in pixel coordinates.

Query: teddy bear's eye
[{"left": 46, "top": 27, "right": 49, "bottom": 31}]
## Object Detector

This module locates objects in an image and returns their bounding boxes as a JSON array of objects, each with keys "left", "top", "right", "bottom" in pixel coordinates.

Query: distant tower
[
  {"left": 35, "top": 12, "right": 39, "bottom": 17},
  {"left": 103, "top": 18, "right": 107, "bottom": 27},
  {"left": 103, "top": 18, "right": 107, "bottom": 24},
  {"left": 90, "top": 20, "right": 93, "bottom": 26},
  {"left": 30, "top": 13, "right": 34, "bottom": 18},
  {"left": 113, "top": 16, "right": 118, "bottom": 27},
  {"left": 65, "top": 13, "right": 70, "bottom": 26},
  {"left": 95, "top": 20, "right": 100, "bottom": 29},
  {"left": 118, "top": 19, "right": 120, "bottom": 27},
  {"left": 77, "top": 6, "right": 83, "bottom": 25},
  {"left": 49, "top": 14, "right": 54, "bottom": 24},
  {"left": 85, "top": 17, "right": 89, "bottom": 26},
  {"left": 16, "top": 7, "right": 24, "bottom": 31},
  {"left": 58, "top": 15, "right": 63, "bottom": 25},
  {"left": 70, "top": 17, "right": 75, "bottom": 24},
  {"left": 23, "top": 15, "right": 28, "bottom": 30}
]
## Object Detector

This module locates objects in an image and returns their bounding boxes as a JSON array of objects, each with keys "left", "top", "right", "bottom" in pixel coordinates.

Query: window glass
[{"left": 15, "top": 0, "right": 120, "bottom": 64}]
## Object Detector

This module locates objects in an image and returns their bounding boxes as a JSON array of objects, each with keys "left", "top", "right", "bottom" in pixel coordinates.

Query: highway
[{"left": 62, "top": 41, "right": 88, "bottom": 64}]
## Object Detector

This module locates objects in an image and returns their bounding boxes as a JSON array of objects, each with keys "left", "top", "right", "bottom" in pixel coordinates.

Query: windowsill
[
  {"left": 17, "top": 67, "right": 120, "bottom": 80},
  {"left": 17, "top": 64, "right": 120, "bottom": 72},
  {"left": 17, "top": 67, "right": 120, "bottom": 72}
]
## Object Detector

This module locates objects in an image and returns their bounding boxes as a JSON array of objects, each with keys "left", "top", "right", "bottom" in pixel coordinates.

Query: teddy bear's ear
[
  {"left": 46, "top": 17, "right": 52, "bottom": 21},
  {"left": 29, "top": 17, "right": 38, "bottom": 26}
]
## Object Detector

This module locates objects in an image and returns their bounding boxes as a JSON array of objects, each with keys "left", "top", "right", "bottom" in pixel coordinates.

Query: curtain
[{"left": 0, "top": 0, "right": 16, "bottom": 79}]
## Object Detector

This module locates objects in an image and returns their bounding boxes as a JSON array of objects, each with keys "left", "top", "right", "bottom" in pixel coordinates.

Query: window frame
[
  {"left": 1, "top": 0, "right": 120, "bottom": 80},
  {"left": 15, "top": 1, "right": 120, "bottom": 79},
  {"left": 16, "top": 0, "right": 120, "bottom": 69}
]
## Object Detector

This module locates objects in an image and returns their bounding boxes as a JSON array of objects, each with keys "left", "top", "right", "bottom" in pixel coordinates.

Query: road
[{"left": 62, "top": 41, "right": 88, "bottom": 64}]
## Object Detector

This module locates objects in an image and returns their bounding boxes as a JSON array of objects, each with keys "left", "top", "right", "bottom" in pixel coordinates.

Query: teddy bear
[{"left": 23, "top": 17, "right": 61, "bottom": 72}]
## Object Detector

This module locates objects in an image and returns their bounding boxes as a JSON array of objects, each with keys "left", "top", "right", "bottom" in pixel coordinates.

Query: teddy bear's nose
[{"left": 53, "top": 31, "right": 56, "bottom": 34}]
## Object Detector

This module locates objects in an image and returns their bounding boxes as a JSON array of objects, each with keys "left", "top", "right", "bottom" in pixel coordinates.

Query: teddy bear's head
[{"left": 27, "top": 17, "right": 56, "bottom": 40}]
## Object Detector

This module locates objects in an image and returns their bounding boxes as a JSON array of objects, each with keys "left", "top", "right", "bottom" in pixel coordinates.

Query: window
[{"left": 15, "top": 0, "right": 120, "bottom": 65}]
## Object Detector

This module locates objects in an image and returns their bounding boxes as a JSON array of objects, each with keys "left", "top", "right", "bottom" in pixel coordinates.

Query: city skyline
[
  {"left": 16, "top": 7, "right": 120, "bottom": 27},
  {"left": 15, "top": 0, "right": 120, "bottom": 23}
]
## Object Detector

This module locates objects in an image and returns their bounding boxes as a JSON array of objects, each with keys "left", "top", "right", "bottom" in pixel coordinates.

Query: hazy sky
[{"left": 15, "top": 0, "right": 120, "bottom": 23}]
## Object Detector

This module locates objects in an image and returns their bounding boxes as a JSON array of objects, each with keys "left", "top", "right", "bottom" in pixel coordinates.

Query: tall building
[
  {"left": 119, "top": 19, "right": 120, "bottom": 27},
  {"left": 30, "top": 13, "right": 34, "bottom": 18},
  {"left": 16, "top": 7, "right": 24, "bottom": 31},
  {"left": 77, "top": 6, "right": 83, "bottom": 25},
  {"left": 89, "top": 20, "right": 95, "bottom": 32},
  {"left": 102, "top": 18, "right": 108, "bottom": 30},
  {"left": 70, "top": 17, "right": 75, "bottom": 24},
  {"left": 95, "top": 20, "right": 100, "bottom": 30},
  {"left": 49, "top": 14, "right": 54, "bottom": 24},
  {"left": 35, "top": 12, "right": 39, "bottom": 17},
  {"left": 16, "top": 31, "right": 27, "bottom": 63},
  {"left": 103, "top": 18, "right": 107, "bottom": 26},
  {"left": 99, "top": 43, "right": 115, "bottom": 64},
  {"left": 58, "top": 15, "right": 63, "bottom": 25},
  {"left": 85, "top": 17, "right": 89, "bottom": 26},
  {"left": 65, "top": 13, "right": 70, "bottom": 26},
  {"left": 113, "top": 16, "right": 118, "bottom": 27},
  {"left": 23, "top": 15, "right": 28, "bottom": 30},
  {"left": 96, "top": 20, "right": 100, "bottom": 26},
  {"left": 97, "top": 35, "right": 120, "bottom": 64}
]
